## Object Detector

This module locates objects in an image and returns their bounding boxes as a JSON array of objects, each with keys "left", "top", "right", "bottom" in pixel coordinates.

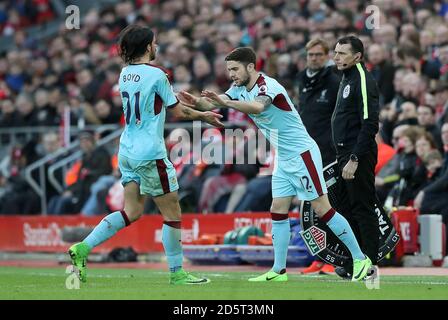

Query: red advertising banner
[{"left": 0, "top": 213, "right": 298, "bottom": 253}]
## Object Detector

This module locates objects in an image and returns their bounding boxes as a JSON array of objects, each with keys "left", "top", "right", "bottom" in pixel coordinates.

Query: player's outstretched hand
[
  {"left": 202, "top": 90, "right": 228, "bottom": 107},
  {"left": 178, "top": 91, "right": 198, "bottom": 108},
  {"left": 179, "top": 91, "right": 216, "bottom": 111},
  {"left": 202, "top": 111, "right": 224, "bottom": 128}
]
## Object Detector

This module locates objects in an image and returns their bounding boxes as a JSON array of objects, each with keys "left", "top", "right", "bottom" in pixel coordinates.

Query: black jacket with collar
[
  {"left": 331, "top": 62, "right": 380, "bottom": 158},
  {"left": 297, "top": 66, "right": 340, "bottom": 166}
]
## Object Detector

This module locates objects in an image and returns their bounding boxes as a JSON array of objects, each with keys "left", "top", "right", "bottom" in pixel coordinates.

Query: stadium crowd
[
  {"left": 0, "top": 1, "right": 55, "bottom": 36},
  {"left": 0, "top": 0, "right": 447, "bottom": 232}
]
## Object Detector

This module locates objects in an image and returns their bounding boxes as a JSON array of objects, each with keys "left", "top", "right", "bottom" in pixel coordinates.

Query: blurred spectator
[
  {"left": 387, "top": 68, "right": 409, "bottom": 111},
  {"left": 198, "top": 130, "right": 260, "bottom": 213},
  {"left": 93, "top": 99, "right": 121, "bottom": 125},
  {"left": 367, "top": 43, "right": 395, "bottom": 105},
  {"left": 233, "top": 147, "right": 274, "bottom": 212},
  {"left": 48, "top": 131, "right": 112, "bottom": 215},
  {"left": 0, "top": 98, "right": 21, "bottom": 127},
  {"left": 376, "top": 124, "right": 410, "bottom": 204},
  {"left": 372, "top": 24, "right": 397, "bottom": 50},
  {"left": 97, "top": 64, "right": 121, "bottom": 102},
  {"left": 375, "top": 130, "right": 396, "bottom": 175},
  {"left": 420, "top": 29, "right": 435, "bottom": 59},
  {"left": 434, "top": 83, "right": 448, "bottom": 125},
  {"left": 421, "top": 149, "right": 444, "bottom": 189},
  {"left": 172, "top": 64, "right": 193, "bottom": 92},
  {"left": 34, "top": 88, "right": 59, "bottom": 126},
  {"left": 81, "top": 153, "right": 120, "bottom": 216},
  {"left": 191, "top": 53, "right": 214, "bottom": 91},
  {"left": 212, "top": 55, "right": 231, "bottom": 91},
  {"left": 387, "top": 126, "right": 421, "bottom": 206},
  {"left": 414, "top": 122, "right": 448, "bottom": 247},
  {"left": 176, "top": 138, "right": 223, "bottom": 212},
  {"left": 401, "top": 102, "right": 419, "bottom": 123},
  {"left": 76, "top": 69, "right": 101, "bottom": 104},
  {"left": 16, "top": 93, "right": 37, "bottom": 126},
  {"left": 381, "top": 101, "right": 418, "bottom": 145},
  {"left": 0, "top": 141, "right": 39, "bottom": 214},
  {"left": 416, "top": 131, "right": 438, "bottom": 161},
  {"left": 396, "top": 43, "right": 440, "bottom": 79},
  {"left": 36, "top": 131, "right": 63, "bottom": 203},
  {"left": 417, "top": 104, "right": 443, "bottom": 149}
]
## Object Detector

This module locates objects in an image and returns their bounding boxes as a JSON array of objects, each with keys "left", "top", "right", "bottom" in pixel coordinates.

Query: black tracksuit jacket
[
  {"left": 331, "top": 62, "right": 381, "bottom": 265},
  {"left": 331, "top": 62, "right": 379, "bottom": 158},
  {"left": 298, "top": 66, "right": 340, "bottom": 166}
]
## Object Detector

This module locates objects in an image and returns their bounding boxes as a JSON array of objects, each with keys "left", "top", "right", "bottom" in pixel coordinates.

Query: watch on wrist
[{"left": 350, "top": 154, "right": 359, "bottom": 162}]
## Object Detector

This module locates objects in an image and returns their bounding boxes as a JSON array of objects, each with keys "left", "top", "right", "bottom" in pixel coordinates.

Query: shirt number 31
[{"left": 122, "top": 91, "right": 141, "bottom": 125}]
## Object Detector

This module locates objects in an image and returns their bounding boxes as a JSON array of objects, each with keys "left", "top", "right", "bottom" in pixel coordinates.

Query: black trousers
[{"left": 336, "top": 148, "right": 380, "bottom": 265}]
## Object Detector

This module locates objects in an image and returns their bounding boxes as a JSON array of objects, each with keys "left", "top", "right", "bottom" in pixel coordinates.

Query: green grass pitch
[{"left": 1, "top": 266, "right": 447, "bottom": 300}]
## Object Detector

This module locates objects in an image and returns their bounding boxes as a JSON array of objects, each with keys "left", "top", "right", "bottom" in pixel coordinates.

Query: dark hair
[
  {"left": 118, "top": 25, "right": 154, "bottom": 64},
  {"left": 417, "top": 104, "right": 435, "bottom": 115},
  {"left": 225, "top": 47, "right": 256, "bottom": 67},
  {"left": 417, "top": 130, "right": 437, "bottom": 149},
  {"left": 337, "top": 35, "right": 364, "bottom": 59},
  {"left": 107, "top": 64, "right": 121, "bottom": 74},
  {"left": 78, "top": 130, "right": 94, "bottom": 141}
]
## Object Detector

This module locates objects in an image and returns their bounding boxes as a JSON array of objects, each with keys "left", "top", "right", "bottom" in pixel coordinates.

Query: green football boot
[
  {"left": 68, "top": 242, "right": 90, "bottom": 283},
  {"left": 169, "top": 269, "right": 211, "bottom": 285},
  {"left": 352, "top": 256, "right": 372, "bottom": 282},
  {"left": 248, "top": 270, "right": 288, "bottom": 282}
]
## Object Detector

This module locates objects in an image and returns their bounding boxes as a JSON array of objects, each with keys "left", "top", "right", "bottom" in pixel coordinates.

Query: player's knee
[
  {"left": 124, "top": 206, "right": 143, "bottom": 222},
  {"left": 161, "top": 204, "right": 181, "bottom": 221},
  {"left": 311, "top": 204, "right": 324, "bottom": 217},
  {"left": 163, "top": 211, "right": 181, "bottom": 221},
  {"left": 270, "top": 202, "right": 288, "bottom": 213},
  {"left": 310, "top": 198, "right": 331, "bottom": 217},
  {"left": 270, "top": 203, "right": 278, "bottom": 213}
]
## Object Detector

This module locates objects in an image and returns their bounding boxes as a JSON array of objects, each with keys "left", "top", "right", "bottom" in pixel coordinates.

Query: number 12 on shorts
[{"left": 301, "top": 176, "right": 313, "bottom": 193}]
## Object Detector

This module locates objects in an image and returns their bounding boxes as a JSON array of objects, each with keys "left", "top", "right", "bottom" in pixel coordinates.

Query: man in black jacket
[
  {"left": 298, "top": 38, "right": 340, "bottom": 274},
  {"left": 298, "top": 38, "right": 340, "bottom": 167},
  {"left": 367, "top": 44, "right": 395, "bottom": 105},
  {"left": 331, "top": 36, "right": 380, "bottom": 274}
]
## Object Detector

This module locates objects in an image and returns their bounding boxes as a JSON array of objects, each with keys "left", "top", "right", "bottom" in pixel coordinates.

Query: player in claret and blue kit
[
  {"left": 68, "top": 25, "right": 223, "bottom": 285},
  {"left": 179, "top": 47, "right": 372, "bottom": 282}
]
